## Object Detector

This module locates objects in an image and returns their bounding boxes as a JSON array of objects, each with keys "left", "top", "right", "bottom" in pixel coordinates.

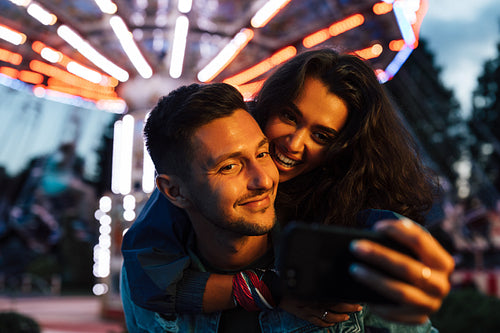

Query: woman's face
[{"left": 264, "top": 77, "right": 349, "bottom": 183}]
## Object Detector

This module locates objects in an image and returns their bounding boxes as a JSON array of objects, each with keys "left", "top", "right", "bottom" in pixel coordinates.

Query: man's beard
[
  {"left": 207, "top": 212, "right": 276, "bottom": 236},
  {"left": 190, "top": 188, "right": 277, "bottom": 236}
]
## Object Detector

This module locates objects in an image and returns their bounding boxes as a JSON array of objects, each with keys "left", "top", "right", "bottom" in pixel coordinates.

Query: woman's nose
[{"left": 285, "top": 128, "right": 307, "bottom": 153}]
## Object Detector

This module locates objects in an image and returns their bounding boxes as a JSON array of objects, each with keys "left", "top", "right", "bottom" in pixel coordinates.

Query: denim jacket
[{"left": 122, "top": 266, "right": 436, "bottom": 333}]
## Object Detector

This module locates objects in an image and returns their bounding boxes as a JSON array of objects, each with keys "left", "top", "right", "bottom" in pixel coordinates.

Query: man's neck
[{"left": 195, "top": 230, "right": 270, "bottom": 271}]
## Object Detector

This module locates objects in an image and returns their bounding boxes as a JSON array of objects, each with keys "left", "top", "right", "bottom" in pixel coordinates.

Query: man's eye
[
  {"left": 220, "top": 164, "right": 236, "bottom": 172},
  {"left": 218, "top": 163, "right": 243, "bottom": 174},
  {"left": 257, "top": 151, "right": 270, "bottom": 159}
]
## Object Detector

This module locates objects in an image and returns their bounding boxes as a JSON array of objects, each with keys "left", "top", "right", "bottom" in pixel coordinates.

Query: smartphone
[{"left": 277, "top": 221, "right": 416, "bottom": 304}]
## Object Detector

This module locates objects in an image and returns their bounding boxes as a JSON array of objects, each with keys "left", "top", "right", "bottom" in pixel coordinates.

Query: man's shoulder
[
  {"left": 122, "top": 188, "right": 191, "bottom": 250},
  {"left": 134, "top": 188, "right": 175, "bottom": 224}
]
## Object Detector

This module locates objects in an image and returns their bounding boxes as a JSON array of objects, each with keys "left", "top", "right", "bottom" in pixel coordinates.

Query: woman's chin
[{"left": 277, "top": 168, "right": 297, "bottom": 183}]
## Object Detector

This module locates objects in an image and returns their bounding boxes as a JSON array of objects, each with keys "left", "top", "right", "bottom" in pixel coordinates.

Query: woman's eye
[
  {"left": 279, "top": 109, "right": 296, "bottom": 123},
  {"left": 313, "top": 132, "right": 333, "bottom": 144}
]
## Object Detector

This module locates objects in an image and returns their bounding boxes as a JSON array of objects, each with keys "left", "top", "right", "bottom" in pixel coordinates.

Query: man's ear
[{"left": 156, "top": 174, "right": 191, "bottom": 209}]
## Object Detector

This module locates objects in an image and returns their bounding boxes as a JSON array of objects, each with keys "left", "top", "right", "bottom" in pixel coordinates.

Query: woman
[
  {"left": 121, "top": 49, "right": 454, "bottom": 329},
  {"left": 255, "top": 49, "right": 435, "bottom": 227}
]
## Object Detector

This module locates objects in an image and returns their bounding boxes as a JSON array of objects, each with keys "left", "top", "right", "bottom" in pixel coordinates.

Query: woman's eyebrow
[
  {"left": 288, "top": 102, "right": 339, "bottom": 135},
  {"left": 315, "top": 125, "right": 339, "bottom": 136},
  {"left": 287, "top": 102, "right": 302, "bottom": 116}
]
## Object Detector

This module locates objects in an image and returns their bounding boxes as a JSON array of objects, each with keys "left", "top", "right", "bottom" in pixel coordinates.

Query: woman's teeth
[{"left": 275, "top": 151, "right": 299, "bottom": 167}]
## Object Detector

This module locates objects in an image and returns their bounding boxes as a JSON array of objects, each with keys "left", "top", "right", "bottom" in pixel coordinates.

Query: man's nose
[{"left": 247, "top": 161, "right": 274, "bottom": 190}]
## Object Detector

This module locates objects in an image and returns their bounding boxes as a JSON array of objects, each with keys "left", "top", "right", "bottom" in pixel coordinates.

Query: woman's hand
[
  {"left": 349, "top": 218, "right": 455, "bottom": 324},
  {"left": 279, "top": 298, "right": 362, "bottom": 328}
]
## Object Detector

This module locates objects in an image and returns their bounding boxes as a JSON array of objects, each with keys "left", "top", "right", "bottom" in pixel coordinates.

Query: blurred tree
[
  {"left": 431, "top": 287, "right": 500, "bottom": 333},
  {"left": 0, "top": 312, "right": 40, "bottom": 333},
  {"left": 470, "top": 41, "right": 500, "bottom": 195},
  {"left": 385, "top": 39, "right": 467, "bottom": 202}
]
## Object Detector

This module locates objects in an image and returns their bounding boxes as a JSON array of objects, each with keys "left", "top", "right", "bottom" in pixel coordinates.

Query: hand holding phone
[{"left": 277, "top": 221, "right": 417, "bottom": 304}]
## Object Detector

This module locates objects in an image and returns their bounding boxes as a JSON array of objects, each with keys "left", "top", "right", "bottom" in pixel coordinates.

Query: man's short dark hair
[{"left": 144, "top": 83, "right": 247, "bottom": 178}]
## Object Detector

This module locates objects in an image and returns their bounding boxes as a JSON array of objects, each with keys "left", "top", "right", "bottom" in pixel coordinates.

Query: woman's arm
[
  {"left": 201, "top": 273, "right": 360, "bottom": 327},
  {"left": 202, "top": 274, "right": 236, "bottom": 312}
]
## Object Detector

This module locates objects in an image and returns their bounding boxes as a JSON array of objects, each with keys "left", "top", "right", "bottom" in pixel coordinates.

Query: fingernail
[
  {"left": 349, "top": 263, "right": 369, "bottom": 278},
  {"left": 373, "top": 220, "right": 391, "bottom": 231},
  {"left": 400, "top": 217, "right": 414, "bottom": 229},
  {"left": 350, "top": 240, "right": 370, "bottom": 255},
  {"left": 349, "top": 263, "right": 360, "bottom": 275}
]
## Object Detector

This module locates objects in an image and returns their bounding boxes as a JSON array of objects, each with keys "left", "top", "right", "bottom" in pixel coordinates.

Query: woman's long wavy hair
[{"left": 253, "top": 49, "right": 438, "bottom": 226}]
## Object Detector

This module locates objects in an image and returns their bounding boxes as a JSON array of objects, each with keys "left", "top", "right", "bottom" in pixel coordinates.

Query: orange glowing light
[
  {"left": 0, "top": 48, "right": 22, "bottom": 65},
  {"left": 0, "top": 66, "right": 19, "bottom": 78},
  {"left": 18, "top": 70, "right": 44, "bottom": 84},
  {"left": 46, "top": 82, "right": 118, "bottom": 101},
  {"left": 373, "top": 2, "right": 393, "bottom": 15},
  {"left": 47, "top": 77, "right": 116, "bottom": 97},
  {"left": 303, "top": 28, "right": 330, "bottom": 48},
  {"left": 30, "top": 60, "right": 117, "bottom": 100},
  {"left": 234, "top": 79, "right": 265, "bottom": 101},
  {"left": 31, "top": 41, "right": 44, "bottom": 53},
  {"left": 352, "top": 44, "right": 383, "bottom": 60},
  {"left": 389, "top": 39, "right": 405, "bottom": 51},
  {"left": 58, "top": 54, "right": 72, "bottom": 67},
  {"left": 329, "top": 14, "right": 365, "bottom": 36},
  {"left": 224, "top": 46, "right": 296, "bottom": 86},
  {"left": 302, "top": 14, "right": 365, "bottom": 49},
  {"left": 31, "top": 40, "right": 115, "bottom": 87}
]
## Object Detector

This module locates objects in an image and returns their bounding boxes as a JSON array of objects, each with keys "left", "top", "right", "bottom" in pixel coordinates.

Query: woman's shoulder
[{"left": 356, "top": 209, "right": 403, "bottom": 228}]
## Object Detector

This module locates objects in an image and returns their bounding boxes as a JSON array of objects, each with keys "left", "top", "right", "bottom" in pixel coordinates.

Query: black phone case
[{"left": 277, "top": 221, "right": 416, "bottom": 304}]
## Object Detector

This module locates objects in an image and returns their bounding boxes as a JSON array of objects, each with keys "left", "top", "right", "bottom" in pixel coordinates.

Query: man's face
[{"left": 183, "top": 109, "right": 279, "bottom": 236}]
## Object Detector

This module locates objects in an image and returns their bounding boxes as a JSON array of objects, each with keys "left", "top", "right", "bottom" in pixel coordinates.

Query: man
[{"left": 121, "top": 83, "right": 281, "bottom": 332}]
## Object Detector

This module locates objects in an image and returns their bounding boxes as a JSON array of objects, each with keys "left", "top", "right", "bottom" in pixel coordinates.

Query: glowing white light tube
[
  {"left": 7, "top": 0, "right": 31, "bottom": 6},
  {"left": 111, "top": 116, "right": 135, "bottom": 195},
  {"left": 142, "top": 143, "right": 155, "bottom": 193},
  {"left": 0, "top": 25, "right": 26, "bottom": 45},
  {"left": 40, "top": 47, "right": 62, "bottom": 63},
  {"left": 109, "top": 15, "right": 153, "bottom": 79},
  {"left": 251, "top": 0, "right": 291, "bottom": 28},
  {"left": 119, "top": 115, "right": 135, "bottom": 195},
  {"left": 169, "top": 15, "right": 189, "bottom": 79},
  {"left": 57, "top": 25, "right": 129, "bottom": 82},
  {"left": 111, "top": 120, "right": 122, "bottom": 194},
  {"left": 197, "top": 28, "right": 253, "bottom": 82},
  {"left": 27, "top": 2, "right": 57, "bottom": 25},
  {"left": 67, "top": 61, "right": 103, "bottom": 83},
  {"left": 178, "top": 0, "right": 192, "bottom": 13},
  {"left": 393, "top": 1, "right": 416, "bottom": 46},
  {"left": 94, "top": 0, "right": 117, "bottom": 14}
]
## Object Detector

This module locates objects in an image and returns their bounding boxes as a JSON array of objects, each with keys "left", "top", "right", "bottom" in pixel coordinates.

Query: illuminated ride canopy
[{"left": 0, "top": 0, "right": 427, "bottom": 106}]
